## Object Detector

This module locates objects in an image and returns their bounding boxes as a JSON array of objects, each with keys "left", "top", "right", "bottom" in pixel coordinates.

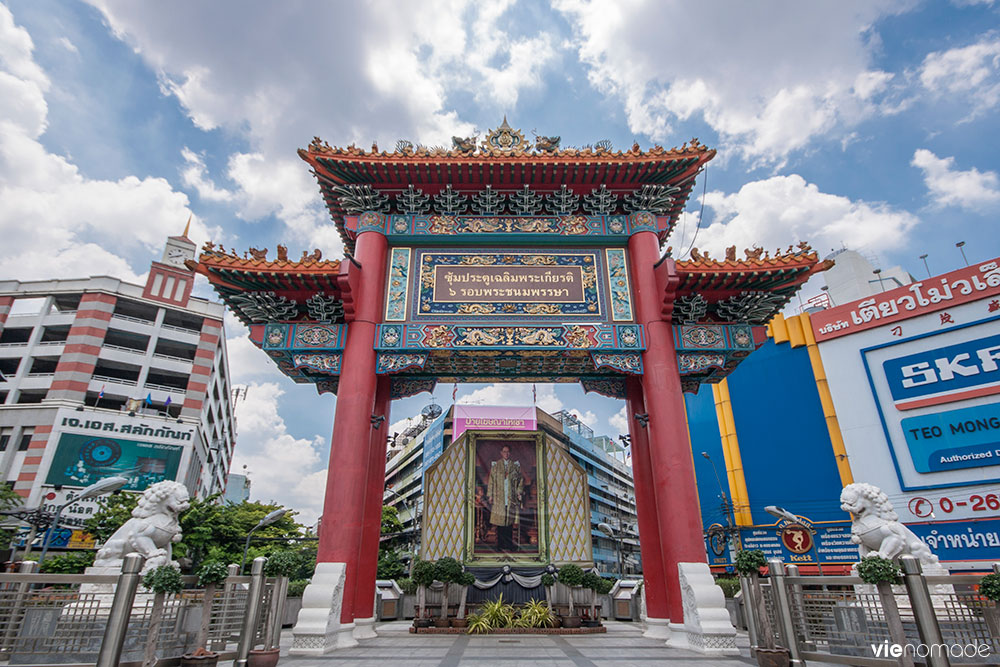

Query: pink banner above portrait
[{"left": 453, "top": 405, "right": 537, "bottom": 440}]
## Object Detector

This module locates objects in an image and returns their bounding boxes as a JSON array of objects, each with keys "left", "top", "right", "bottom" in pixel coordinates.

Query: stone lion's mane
[
  {"left": 844, "top": 482, "right": 898, "bottom": 521},
  {"left": 131, "top": 480, "right": 188, "bottom": 519}
]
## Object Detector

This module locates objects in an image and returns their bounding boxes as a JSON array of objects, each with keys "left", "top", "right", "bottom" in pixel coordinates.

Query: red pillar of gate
[
  {"left": 352, "top": 376, "right": 393, "bottom": 621},
  {"left": 316, "top": 229, "right": 388, "bottom": 625},
  {"left": 628, "top": 230, "right": 708, "bottom": 623},
  {"left": 625, "top": 377, "right": 670, "bottom": 620}
]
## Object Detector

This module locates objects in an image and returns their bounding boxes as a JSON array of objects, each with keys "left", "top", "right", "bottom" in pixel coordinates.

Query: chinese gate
[{"left": 194, "top": 120, "right": 827, "bottom": 652}]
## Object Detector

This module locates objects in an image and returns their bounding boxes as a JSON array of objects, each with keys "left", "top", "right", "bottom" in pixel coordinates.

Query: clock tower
[{"left": 144, "top": 217, "right": 197, "bottom": 306}]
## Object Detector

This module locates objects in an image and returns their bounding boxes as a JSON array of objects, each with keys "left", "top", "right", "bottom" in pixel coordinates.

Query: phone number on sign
[{"left": 909, "top": 493, "right": 1000, "bottom": 516}]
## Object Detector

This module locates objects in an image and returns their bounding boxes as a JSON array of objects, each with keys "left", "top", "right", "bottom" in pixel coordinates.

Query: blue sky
[{"left": 2, "top": 1, "right": 998, "bottom": 521}]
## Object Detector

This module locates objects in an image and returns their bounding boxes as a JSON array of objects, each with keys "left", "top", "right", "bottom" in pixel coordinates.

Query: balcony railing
[
  {"left": 102, "top": 343, "right": 147, "bottom": 355},
  {"left": 152, "top": 352, "right": 194, "bottom": 363},
  {"left": 160, "top": 323, "right": 201, "bottom": 335},
  {"left": 91, "top": 374, "right": 137, "bottom": 387},
  {"left": 143, "top": 381, "right": 186, "bottom": 394},
  {"left": 111, "top": 313, "right": 155, "bottom": 326}
]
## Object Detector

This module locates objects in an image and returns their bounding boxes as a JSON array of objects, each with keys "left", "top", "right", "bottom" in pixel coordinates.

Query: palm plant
[{"left": 518, "top": 598, "right": 554, "bottom": 628}]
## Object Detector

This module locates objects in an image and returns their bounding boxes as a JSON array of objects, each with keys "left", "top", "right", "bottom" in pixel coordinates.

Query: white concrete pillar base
[
  {"left": 290, "top": 563, "right": 359, "bottom": 654},
  {"left": 642, "top": 617, "right": 672, "bottom": 640},
  {"left": 669, "top": 563, "right": 739, "bottom": 655},
  {"left": 353, "top": 616, "right": 378, "bottom": 640}
]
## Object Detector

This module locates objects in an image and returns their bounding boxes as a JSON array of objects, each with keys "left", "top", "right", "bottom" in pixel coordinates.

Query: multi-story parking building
[{"left": 0, "top": 229, "right": 237, "bottom": 535}]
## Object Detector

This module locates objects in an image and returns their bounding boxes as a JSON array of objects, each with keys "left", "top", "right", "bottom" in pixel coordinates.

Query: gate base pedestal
[
  {"left": 353, "top": 616, "right": 378, "bottom": 640},
  {"left": 642, "top": 617, "right": 672, "bottom": 640},
  {"left": 666, "top": 563, "right": 739, "bottom": 655},
  {"left": 290, "top": 563, "right": 358, "bottom": 654}
]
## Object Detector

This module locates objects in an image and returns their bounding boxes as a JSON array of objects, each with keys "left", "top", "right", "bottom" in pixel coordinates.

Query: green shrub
[
  {"left": 196, "top": 561, "right": 229, "bottom": 587},
  {"left": 459, "top": 571, "right": 475, "bottom": 587},
  {"left": 264, "top": 551, "right": 300, "bottom": 578},
  {"left": 479, "top": 594, "right": 516, "bottom": 628},
  {"left": 980, "top": 573, "right": 1000, "bottom": 601},
  {"left": 856, "top": 556, "right": 902, "bottom": 585},
  {"left": 434, "top": 557, "right": 464, "bottom": 584},
  {"left": 596, "top": 577, "right": 614, "bottom": 595},
  {"left": 142, "top": 565, "right": 184, "bottom": 594},
  {"left": 559, "top": 564, "right": 585, "bottom": 587},
  {"left": 287, "top": 579, "right": 309, "bottom": 598},
  {"left": 466, "top": 611, "right": 491, "bottom": 634},
  {"left": 541, "top": 573, "right": 555, "bottom": 588},
  {"left": 377, "top": 549, "right": 406, "bottom": 580},
  {"left": 735, "top": 550, "right": 767, "bottom": 576},
  {"left": 582, "top": 571, "right": 603, "bottom": 591},
  {"left": 38, "top": 551, "right": 94, "bottom": 574},
  {"left": 516, "top": 598, "right": 553, "bottom": 628},
  {"left": 396, "top": 577, "right": 417, "bottom": 595},
  {"left": 411, "top": 559, "right": 436, "bottom": 587},
  {"left": 715, "top": 577, "right": 741, "bottom": 598}
]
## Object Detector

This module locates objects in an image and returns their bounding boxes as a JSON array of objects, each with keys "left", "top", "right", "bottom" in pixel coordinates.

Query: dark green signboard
[{"left": 45, "top": 433, "right": 183, "bottom": 491}]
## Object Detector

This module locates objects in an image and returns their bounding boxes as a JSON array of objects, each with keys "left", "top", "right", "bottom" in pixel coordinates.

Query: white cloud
[
  {"left": 231, "top": 381, "right": 327, "bottom": 523},
  {"left": 676, "top": 174, "right": 919, "bottom": 259},
  {"left": 609, "top": 406, "right": 628, "bottom": 435},
  {"left": 911, "top": 148, "right": 1000, "bottom": 210},
  {"left": 180, "top": 147, "right": 234, "bottom": 203},
  {"left": 459, "top": 383, "right": 563, "bottom": 414},
  {"left": 919, "top": 36, "right": 1000, "bottom": 115},
  {"left": 56, "top": 36, "right": 78, "bottom": 54},
  {"left": 83, "top": 1, "right": 562, "bottom": 252},
  {"left": 0, "top": 5, "right": 217, "bottom": 282},
  {"left": 554, "top": 0, "right": 906, "bottom": 163}
]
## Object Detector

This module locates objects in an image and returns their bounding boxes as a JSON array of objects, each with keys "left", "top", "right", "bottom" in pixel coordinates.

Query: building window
[
  {"left": 18, "top": 433, "right": 32, "bottom": 451},
  {"left": 0, "top": 434, "right": 9, "bottom": 451}
]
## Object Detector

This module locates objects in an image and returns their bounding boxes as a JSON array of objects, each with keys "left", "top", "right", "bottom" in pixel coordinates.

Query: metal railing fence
[
  {"left": 0, "top": 555, "right": 286, "bottom": 667},
  {"left": 742, "top": 556, "right": 1000, "bottom": 667}
]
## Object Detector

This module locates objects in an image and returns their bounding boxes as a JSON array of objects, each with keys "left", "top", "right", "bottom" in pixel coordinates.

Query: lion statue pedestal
[{"left": 840, "top": 482, "right": 953, "bottom": 606}]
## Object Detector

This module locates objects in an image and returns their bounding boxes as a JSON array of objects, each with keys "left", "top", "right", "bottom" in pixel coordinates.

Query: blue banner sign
[
  {"left": 421, "top": 413, "right": 447, "bottom": 475},
  {"left": 706, "top": 519, "right": 858, "bottom": 567},
  {"left": 907, "top": 518, "right": 1000, "bottom": 562},
  {"left": 882, "top": 333, "right": 1000, "bottom": 410},
  {"left": 902, "top": 403, "right": 1000, "bottom": 472}
]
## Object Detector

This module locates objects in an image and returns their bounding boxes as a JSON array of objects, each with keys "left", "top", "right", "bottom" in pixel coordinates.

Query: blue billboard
[
  {"left": 421, "top": 412, "right": 447, "bottom": 475},
  {"left": 901, "top": 403, "right": 1000, "bottom": 473},
  {"left": 882, "top": 332, "right": 1000, "bottom": 410}
]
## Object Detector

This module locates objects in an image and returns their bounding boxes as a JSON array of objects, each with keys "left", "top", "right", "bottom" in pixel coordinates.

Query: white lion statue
[
  {"left": 840, "top": 482, "right": 938, "bottom": 566},
  {"left": 93, "top": 480, "right": 190, "bottom": 573}
]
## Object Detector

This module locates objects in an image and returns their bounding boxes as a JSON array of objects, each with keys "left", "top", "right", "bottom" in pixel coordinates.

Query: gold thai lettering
[{"left": 432, "top": 265, "right": 585, "bottom": 303}]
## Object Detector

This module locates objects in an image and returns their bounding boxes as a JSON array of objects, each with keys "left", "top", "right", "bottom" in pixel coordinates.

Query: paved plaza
[{"left": 223, "top": 622, "right": 764, "bottom": 667}]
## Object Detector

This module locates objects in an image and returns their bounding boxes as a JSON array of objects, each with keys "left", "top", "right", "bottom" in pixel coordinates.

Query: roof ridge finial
[
  {"left": 500, "top": 114, "right": 511, "bottom": 130},
  {"left": 182, "top": 214, "right": 192, "bottom": 239}
]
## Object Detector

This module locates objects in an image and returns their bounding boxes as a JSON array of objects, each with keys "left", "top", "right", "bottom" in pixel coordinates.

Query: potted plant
[
  {"left": 736, "top": 550, "right": 785, "bottom": 667},
  {"left": 141, "top": 565, "right": 184, "bottom": 667},
  {"left": 541, "top": 573, "right": 561, "bottom": 626},
  {"left": 558, "top": 564, "right": 584, "bottom": 628},
  {"left": 857, "top": 555, "right": 909, "bottom": 667},
  {"left": 180, "top": 561, "right": 227, "bottom": 666},
  {"left": 411, "top": 560, "right": 435, "bottom": 627},
  {"left": 452, "top": 571, "right": 475, "bottom": 628},
  {"left": 581, "top": 572, "right": 603, "bottom": 627},
  {"left": 249, "top": 551, "right": 298, "bottom": 665},
  {"left": 517, "top": 599, "right": 553, "bottom": 629},
  {"left": 433, "top": 557, "right": 462, "bottom": 627},
  {"left": 979, "top": 572, "right": 1000, "bottom": 637}
]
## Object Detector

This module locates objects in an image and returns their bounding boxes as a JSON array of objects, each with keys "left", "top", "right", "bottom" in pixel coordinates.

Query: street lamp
[
  {"left": 919, "top": 254, "right": 930, "bottom": 278},
  {"left": 598, "top": 522, "right": 624, "bottom": 578},
  {"left": 39, "top": 476, "right": 128, "bottom": 564},
  {"left": 956, "top": 241, "right": 968, "bottom": 266},
  {"left": 241, "top": 508, "right": 287, "bottom": 572},
  {"left": 765, "top": 505, "right": 823, "bottom": 575}
]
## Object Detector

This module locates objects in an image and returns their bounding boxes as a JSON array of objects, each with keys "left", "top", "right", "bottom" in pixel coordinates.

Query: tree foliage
[
  {"left": 39, "top": 550, "right": 94, "bottom": 574},
  {"left": 84, "top": 492, "right": 138, "bottom": 543},
  {"left": 377, "top": 549, "right": 406, "bottom": 580}
]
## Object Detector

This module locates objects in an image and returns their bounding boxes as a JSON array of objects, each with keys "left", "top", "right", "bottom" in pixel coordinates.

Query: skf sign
[{"left": 883, "top": 333, "right": 1000, "bottom": 410}]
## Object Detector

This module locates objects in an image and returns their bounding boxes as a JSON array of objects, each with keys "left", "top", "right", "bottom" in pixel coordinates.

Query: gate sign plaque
[{"left": 417, "top": 251, "right": 602, "bottom": 318}]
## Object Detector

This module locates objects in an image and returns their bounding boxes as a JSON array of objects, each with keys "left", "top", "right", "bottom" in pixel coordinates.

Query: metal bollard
[
  {"left": 739, "top": 575, "right": 759, "bottom": 651},
  {"left": 768, "top": 559, "right": 804, "bottom": 666},
  {"left": 268, "top": 575, "right": 289, "bottom": 650},
  {"left": 900, "top": 556, "right": 949, "bottom": 667},
  {"left": 234, "top": 557, "right": 267, "bottom": 666},
  {"left": 96, "top": 554, "right": 144, "bottom": 667}
]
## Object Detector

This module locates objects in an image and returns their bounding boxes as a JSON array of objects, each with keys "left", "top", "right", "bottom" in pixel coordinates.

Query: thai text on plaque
[{"left": 433, "top": 265, "right": 585, "bottom": 303}]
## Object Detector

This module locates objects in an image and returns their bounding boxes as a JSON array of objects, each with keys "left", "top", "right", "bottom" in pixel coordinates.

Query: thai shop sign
[
  {"left": 57, "top": 409, "right": 194, "bottom": 443},
  {"left": 907, "top": 518, "right": 1000, "bottom": 563},
  {"left": 452, "top": 405, "right": 537, "bottom": 441}
]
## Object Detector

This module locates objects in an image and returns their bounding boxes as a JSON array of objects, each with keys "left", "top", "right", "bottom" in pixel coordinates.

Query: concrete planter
[{"left": 282, "top": 597, "right": 303, "bottom": 627}]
